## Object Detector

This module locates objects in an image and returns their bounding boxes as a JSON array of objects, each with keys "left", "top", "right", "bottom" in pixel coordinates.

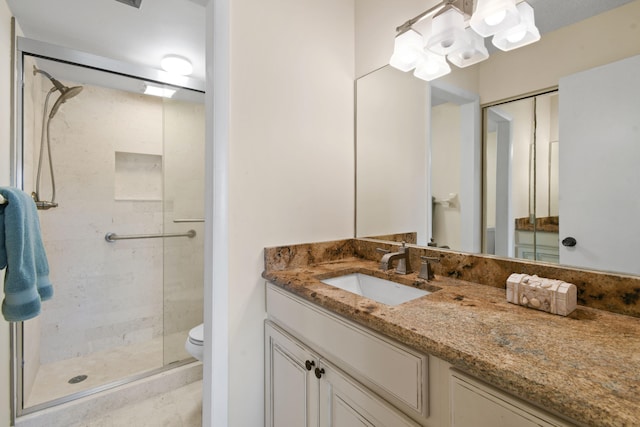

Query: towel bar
[
  {"left": 173, "top": 218, "right": 205, "bottom": 223},
  {"left": 105, "top": 229, "right": 196, "bottom": 242}
]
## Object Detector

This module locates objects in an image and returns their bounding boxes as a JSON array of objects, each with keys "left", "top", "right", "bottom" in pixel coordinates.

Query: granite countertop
[
  {"left": 263, "top": 257, "right": 640, "bottom": 427},
  {"left": 515, "top": 216, "right": 560, "bottom": 233}
]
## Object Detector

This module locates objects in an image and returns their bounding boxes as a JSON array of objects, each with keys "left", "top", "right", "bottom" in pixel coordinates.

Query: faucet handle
[
  {"left": 419, "top": 256, "right": 440, "bottom": 281},
  {"left": 376, "top": 248, "right": 390, "bottom": 254}
]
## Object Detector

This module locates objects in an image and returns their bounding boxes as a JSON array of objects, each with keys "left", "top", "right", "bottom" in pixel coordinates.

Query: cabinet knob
[
  {"left": 305, "top": 360, "right": 315, "bottom": 371},
  {"left": 314, "top": 367, "right": 325, "bottom": 379},
  {"left": 562, "top": 237, "right": 577, "bottom": 247}
]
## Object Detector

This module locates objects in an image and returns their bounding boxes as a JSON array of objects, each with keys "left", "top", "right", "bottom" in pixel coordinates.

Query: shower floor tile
[{"left": 25, "top": 337, "right": 164, "bottom": 408}]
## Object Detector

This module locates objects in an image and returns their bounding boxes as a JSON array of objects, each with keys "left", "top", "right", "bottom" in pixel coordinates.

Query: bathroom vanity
[{"left": 263, "top": 239, "right": 640, "bottom": 427}]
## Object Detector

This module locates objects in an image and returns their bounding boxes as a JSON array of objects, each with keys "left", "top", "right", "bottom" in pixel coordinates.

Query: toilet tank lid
[{"left": 189, "top": 323, "right": 204, "bottom": 343}]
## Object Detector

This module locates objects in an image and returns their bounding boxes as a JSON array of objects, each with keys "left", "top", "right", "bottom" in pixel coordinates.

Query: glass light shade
[
  {"left": 389, "top": 28, "right": 423, "bottom": 72},
  {"left": 144, "top": 84, "right": 176, "bottom": 98},
  {"left": 413, "top": 51, "right": 451, "bottom": 81},
  {"left": 412, "top": 15, "right": 432, "bottom": 45},
  {"left": 426, "top": 7, "right": 468, "bottom": 55},
  {"left": 161, "top": 55, "right": 193, "bottom": 76},
  {"left": 469, "top": 0, "right": 521, "bottom": 37},
  {"left": 447, "top": 28, "right": 489, "bottom": 68},
  {"left": 492, "top": 2, "right": 540, "bottom": 51}
]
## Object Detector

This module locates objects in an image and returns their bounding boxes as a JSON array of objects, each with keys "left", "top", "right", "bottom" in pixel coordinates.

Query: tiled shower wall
[
  {"left": 22, "top": 57, "right": 204, "bottom": 380},
  {"left": 162, "top": 98, "right": 205, "bottom": 363}
]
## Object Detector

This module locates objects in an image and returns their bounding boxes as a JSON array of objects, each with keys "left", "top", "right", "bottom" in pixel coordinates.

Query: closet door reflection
[{"left": 484, "top": 91, "right": 559, "bottom": 263}]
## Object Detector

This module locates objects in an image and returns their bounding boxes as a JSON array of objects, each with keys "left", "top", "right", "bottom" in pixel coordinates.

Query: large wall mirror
[{"left": 355, "top": 0, "right": 640, "bottom": 277}]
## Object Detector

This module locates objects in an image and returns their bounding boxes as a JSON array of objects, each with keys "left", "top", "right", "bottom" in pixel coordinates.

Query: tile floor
[
  {"left": 69, "top": 380, "right": 202, "bottom": 427},
  {"left": 25, "top": 331, "right": 192, "bottom": 408}
]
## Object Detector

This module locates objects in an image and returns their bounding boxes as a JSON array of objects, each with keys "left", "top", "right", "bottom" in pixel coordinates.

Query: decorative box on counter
[{"left": 506, "top": 273, "right": 577, "bottom": 316}]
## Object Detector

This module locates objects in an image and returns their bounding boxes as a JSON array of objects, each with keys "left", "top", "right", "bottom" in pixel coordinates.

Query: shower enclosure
[{"left": 12, "top": 39, "right": 205, "bottom": 416}]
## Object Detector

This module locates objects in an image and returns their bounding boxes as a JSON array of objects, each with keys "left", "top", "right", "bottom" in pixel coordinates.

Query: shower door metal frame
[{"left": 10, "top": 37, "right": 205, "bottom": 422}]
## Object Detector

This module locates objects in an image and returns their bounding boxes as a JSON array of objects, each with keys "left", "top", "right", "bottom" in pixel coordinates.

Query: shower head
[
  {"left": 50, "top": 85, "right": 83, "bottom": 118},
  {"left": 33, "top": 66, "right": 83, "bottom": 118}
]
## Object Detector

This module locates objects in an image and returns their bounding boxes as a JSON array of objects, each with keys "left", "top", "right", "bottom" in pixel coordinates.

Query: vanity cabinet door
[
  {"left": 318, "top": 360, "right": 419, "bottom": 427},
  {"left": 265, "top": 321, "right": 320, "bottom": 427},
  {"left": 450, "top": 370, "right": 572, "bottom": 427},
  {"left": 266, "top": 282, "right": 429, "bottom": 420}
]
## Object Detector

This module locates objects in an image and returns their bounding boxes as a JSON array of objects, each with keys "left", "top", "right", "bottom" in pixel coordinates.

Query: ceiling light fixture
[
  {"left": 144, "top": 84, "right": 177, "bottom": 98},
  {"left": 161, "top": 55, "right": 193, "bottom": 76},
  {"left": 389, "top": 0, "right": 539, "bottom": 81}
]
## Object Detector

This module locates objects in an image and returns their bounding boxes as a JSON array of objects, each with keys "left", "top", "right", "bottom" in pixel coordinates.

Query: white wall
[
  {"left": 220, "top": 0, "right": 355, "bottom": 425},
  {"left": 1, "top": 2, "right": 13, "bottom": 425}
]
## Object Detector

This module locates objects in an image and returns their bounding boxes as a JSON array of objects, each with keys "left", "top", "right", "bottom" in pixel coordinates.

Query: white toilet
[{"left": 185, "top": 323, "right": 204, "bottom": 361}]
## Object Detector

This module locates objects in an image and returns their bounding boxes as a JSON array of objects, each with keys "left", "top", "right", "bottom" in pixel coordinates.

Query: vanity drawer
[{"left": 266, "top": 283, "right": 429, "bottom": 420}]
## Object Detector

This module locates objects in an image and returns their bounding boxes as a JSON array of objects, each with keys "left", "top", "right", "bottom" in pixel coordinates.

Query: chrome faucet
[
  {"left": 418, "top": 256, "right": 440, "bottom": 281},
  {"left": 376, "top": 242, "right": 412, "bottom": 274}
]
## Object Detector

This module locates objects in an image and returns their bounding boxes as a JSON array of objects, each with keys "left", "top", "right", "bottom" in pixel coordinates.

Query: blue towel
[{"left": 0, "top": 187, "right": 53, "bottom": 321}]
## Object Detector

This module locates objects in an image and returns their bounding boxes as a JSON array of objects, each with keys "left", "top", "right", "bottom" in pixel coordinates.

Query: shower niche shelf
[{"left": 114, "top": 151, "right": 163, "bottom": 201}]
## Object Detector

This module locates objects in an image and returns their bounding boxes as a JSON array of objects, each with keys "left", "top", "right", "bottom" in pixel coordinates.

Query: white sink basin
[{"left": 320, "top": 273, "right": 430, "bottom": 306}]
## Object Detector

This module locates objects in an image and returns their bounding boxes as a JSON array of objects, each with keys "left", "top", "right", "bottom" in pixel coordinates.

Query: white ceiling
[
  {"left": 526, "top": 0, "right": 634, "bottom": 34},
  {"left": 6, "top": 0, "right": 206, "bottom": 81}
]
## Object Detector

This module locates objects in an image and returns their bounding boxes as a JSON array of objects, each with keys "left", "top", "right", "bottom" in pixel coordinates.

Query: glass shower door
[
  {"left": 17, "top": 52, "right": 204, "bottom": 414},
  {"left": 161, "top": 98, "right": 205, "bottom": 364}
]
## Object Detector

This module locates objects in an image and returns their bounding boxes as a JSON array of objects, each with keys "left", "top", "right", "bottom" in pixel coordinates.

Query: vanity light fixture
[
  {"left": 390, "top": 0, "right": 539, "bottom": 81},
  {"left": 160, "top": 55, "right": 193, "bottom": 76},
  {"left": 491, "top": 2, "right": 540, "bottom": 51},
  {"left": 144, "top": 84, "right": 177, "bottom": 98},
  {"left": 469, "top": 0, "right": 521, "bottom": 37},
  {"left": 426, "top": 5, "right": 468, "bottom": 55},
  {"left": 414, "top": 50, "right": 452, "bottom": 81},
  {"left": 447, "top": 28, "right": 489, "bottom": 68},
  {"left": 389, "top": 28, "right": 424, "bottom": 72}
]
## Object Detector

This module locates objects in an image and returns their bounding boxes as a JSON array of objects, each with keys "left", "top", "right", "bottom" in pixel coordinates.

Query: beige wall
[
  {"left": 1, "top": 1, "right": 12, "bottom": 425},
  {"left": 355, "top": 0, "right": 435, "bottom": 78},
  {"left": 478, "top": 0, "right": 640, "bottom": 104},
  {"left": 431, "top": 102, "right": 461, "bottom": 249},
  {"left": 356, "top": 66, "right": 429, "bottom": 243},
  {"left": 226, "top": 0, "right": 355, "bottom": 425}
]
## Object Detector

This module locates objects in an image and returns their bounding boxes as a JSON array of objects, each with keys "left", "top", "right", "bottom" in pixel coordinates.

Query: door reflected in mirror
[{"left": 483, "top": 91, "right": 559, "bottom": 263}]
